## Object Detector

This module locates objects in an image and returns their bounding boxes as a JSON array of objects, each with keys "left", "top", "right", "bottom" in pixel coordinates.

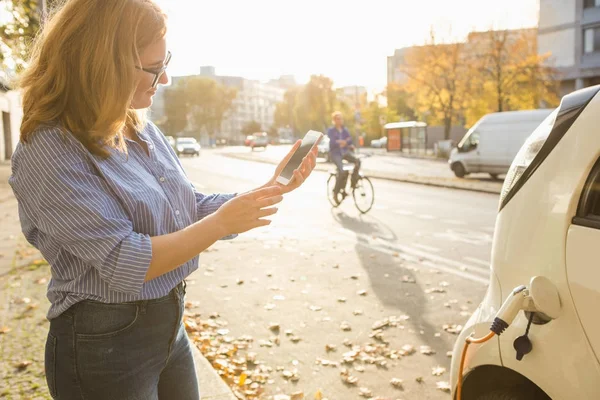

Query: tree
[
  {"left": 185, "top": 77, "right": 237, "bottom": 139},
  {"left": 241, "top": 120, "right": 262, "bottom": 136},
  {"left": 386, "top": 83, "right": 417, "bottom": 121},
  {"left": 162, "top": 82, "right": 189, "bottom": 136},
  {"left": 293, "top": 75, "right": 337, "bottom": 134},
  {"left": 0, "top": 0, "right": 60, "bottom": 75},
  {"left": 400, "top": 31, "right": 470, "bottom": 140},
  {"left": 467, "top": 29, "right": 560, "bottom": 123},
  {"left": 274, "top": 87, "right": 300, "bottom": 134}
]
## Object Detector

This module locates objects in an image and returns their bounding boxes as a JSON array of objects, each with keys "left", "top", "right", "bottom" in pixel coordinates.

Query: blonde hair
[
  {"left": 331, "top": 111, "right": 342, "bottom": 122},
  {"left": 19, "top": 0, "right": 167, "bottom": 157}
]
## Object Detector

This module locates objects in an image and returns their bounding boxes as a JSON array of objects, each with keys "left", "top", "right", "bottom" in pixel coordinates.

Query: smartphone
[{"left": 275, "top": 130, "right": 323, "bottom": 185}]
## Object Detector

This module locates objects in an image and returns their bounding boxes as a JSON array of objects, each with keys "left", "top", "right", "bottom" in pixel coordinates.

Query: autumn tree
[
  {"left": 466, "top": 29, "right": 560, "bottom": 124},
  {"left": 400, "top": 31, "right": 470, "bottom": 140},
  {"left": 241, "top": 120, "right": 262, "bottom": 136}
]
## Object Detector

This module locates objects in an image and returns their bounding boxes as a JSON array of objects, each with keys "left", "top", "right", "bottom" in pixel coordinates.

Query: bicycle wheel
[
  {"left": 327, "top": 174, "right": 342, "bottom": 207},
  {"left": 352, "top": 176, "right": 374, "bottom": 214}
]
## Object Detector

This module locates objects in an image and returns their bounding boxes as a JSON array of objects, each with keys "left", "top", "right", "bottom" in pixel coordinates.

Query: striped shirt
[{"left": 9, "top": 122, "right": 235, "bottom": 319}]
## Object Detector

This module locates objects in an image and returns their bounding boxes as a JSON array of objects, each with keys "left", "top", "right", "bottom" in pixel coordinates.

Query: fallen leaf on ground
[
  {"left": 442, "top": 324, "right": 463, "bottom": 335},
  {"left": 436, "top": 381, "right": 451, "bottom": 393},
  {"left": 0, "top": 327, "right": 11, "bottom": 334},
  {"left": 425, "top": 287, "right": 446, "bottom": 294},
  {"left": 402, "top": 275, "right": 416, "bottom": 283},
  {"left": 432, "top": 366, "right": 446, "bottom": 376},
  {"left": 236, "top": 279, "right": 244, "bottom": 285},
  {"left": 273, "top": 295, "right": 285, "bottom": 301},
  {"left": 340, "top": 322, "right": 351, "bottom": 331},
  {"left": 416, "top": 376, "right": 424, "bottom": 383},
  {"left": 390, "top": 378, "right": 404, "bottom": 389},
  {"left": 16, "top": 361, "right": 32, "bottom": 370},
  {"left": 353, "top": 310, "right": 363, "bottom": 316},
  {"left": 325, "top": 344, "right": 337, "bottom": 352},
  {"left": 264, "top": 303, "right": 276, "bottom": 310},
  {"left": 35, "top": 278, "right": 48, "bottom": 285},
  {"left": 350, "top": 275, "right": 359, "bottom": 280},
  {"left": 359, "top": 387, "right": 372, "bottom": 397},
  {"left": 14, "top": 297, "right": 31, "bottom": 305},
  {"left": 400, "top": 344, "right": 415, "bottom": 356},
  {"left": 290, "top": 391, "right": 304, "bottom": 400},
  {"left": 446, "top": 351, "right": 453, "bottom": 357},
  {"left": 337, "top": 297, "right": 347, "bottom": 303},
  {"left": 269, "top": 323, "right": 280, "bottom": 332},
  {"left": 420, "top": 345, "right": 435, "bottom": 355},
  {"left": 357, "top": 290, "right": 368, "bottom": 296},
  {"left": 309, "top": 305, "right": 322, "bottom": 311},
  {"left": 314, "top": 389, "right": 323, "bottom": 400},
  {"left": 342, "top": 339, "right": 352, "bottom": 347}
]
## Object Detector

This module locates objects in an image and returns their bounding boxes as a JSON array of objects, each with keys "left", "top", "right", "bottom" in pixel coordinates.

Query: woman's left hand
[{"left": 262, "top": 138, "right": 320, "bottom": 194}]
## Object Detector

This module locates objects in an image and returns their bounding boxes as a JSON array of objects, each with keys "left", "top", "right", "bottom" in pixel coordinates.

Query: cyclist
[{"left": 328, "top": 111, "right": 361, "bottom": 200}]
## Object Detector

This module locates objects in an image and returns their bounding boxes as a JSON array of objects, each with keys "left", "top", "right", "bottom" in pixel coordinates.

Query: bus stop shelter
[{"left": 384, "top": 121, "right": 427, "bottom": 155}]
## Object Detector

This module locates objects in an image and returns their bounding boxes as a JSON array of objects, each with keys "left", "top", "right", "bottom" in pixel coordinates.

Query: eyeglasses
[{"left": 135, "top": 51, "right": 171, "bottom": 88}]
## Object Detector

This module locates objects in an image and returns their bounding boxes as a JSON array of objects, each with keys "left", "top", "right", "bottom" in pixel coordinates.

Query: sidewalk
[
  {"left": 218, "top": 146, "right": 503, "bottom": 194},
  {"left": 0, "top": 164, "right": 235, "bottom": 400}
]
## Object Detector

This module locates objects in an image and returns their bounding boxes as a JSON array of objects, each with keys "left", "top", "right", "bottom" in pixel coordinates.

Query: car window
[{"left": 574, "top": 157, "right": 600, "bottom": 229}]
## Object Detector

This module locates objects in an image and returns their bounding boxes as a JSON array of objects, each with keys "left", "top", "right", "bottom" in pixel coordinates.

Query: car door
[{"left": 566, "top": 156, "right": 600, "bottom": 364}]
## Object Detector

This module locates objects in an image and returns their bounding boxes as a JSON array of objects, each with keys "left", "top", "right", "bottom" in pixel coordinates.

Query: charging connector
[{"left": 456, "top": 277, "right": 561, "bottom": 400}]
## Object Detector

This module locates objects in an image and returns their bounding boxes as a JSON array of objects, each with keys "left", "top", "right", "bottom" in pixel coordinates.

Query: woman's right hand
[{"left": 213, "top": 186, "right": 283, "bottom": 236}]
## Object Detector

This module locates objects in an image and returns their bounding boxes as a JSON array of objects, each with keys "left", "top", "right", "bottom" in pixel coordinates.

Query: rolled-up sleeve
[{"left": 11, "top": 154, "right": 152, "bottom": 295}]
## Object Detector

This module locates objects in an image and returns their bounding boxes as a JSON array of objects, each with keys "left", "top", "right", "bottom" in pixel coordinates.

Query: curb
[
  {"left": 220, "top": 152, "right": 502, "bottom": 195},
  {"left": 192, "top": 344, "right": 237, "bottom": 400}
]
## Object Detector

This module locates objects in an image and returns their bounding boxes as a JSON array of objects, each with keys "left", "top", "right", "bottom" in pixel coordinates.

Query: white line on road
[
  {"left": 463, "top": 257, "right": 490, "bottom": 268},
  {"left": 418, "top": 214, "right": 436, "bottom": 220},
  {"left": 411, "top": 243, "right": 441, "bottom": 253},
  {"left": 337, "top": 228, "right": 490, "bottom": 284},
  {"left": 442, "top": 219, "right": 468, "bottom": 226},
  {"left": 393, "top": 210, "right": 414, "bottom": 216}
]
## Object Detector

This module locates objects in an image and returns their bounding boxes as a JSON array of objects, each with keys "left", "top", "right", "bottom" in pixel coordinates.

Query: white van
[
  {"left": 449, "top": 109, "right": 554, "bottom": 179},
  {"left": 450, "top": 85, "right": 600, "bottom": 399}
]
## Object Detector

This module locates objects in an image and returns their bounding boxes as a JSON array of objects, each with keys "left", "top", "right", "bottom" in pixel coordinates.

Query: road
[{"left": 179, "top": 151, "right": 498, "bottom": 400}]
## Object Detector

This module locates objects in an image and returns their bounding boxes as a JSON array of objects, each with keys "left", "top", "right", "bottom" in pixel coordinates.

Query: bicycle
[{"left": 327, "top": 155, "right": 375, "bottom": 214}]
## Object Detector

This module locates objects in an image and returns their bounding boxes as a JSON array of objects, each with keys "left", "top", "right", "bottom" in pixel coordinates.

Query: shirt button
[
  {"left": 148, "top": 144, "right": 154, "bottom": 150},
  {"left": 175, "top": 210, "right": 180, "bottom": 216},
  {"left": 159, "top": 177, "right": 165, "bottom": 182}
]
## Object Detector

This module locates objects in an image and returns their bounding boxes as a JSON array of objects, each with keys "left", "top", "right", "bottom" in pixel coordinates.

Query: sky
[{"left": 157, "top": 0, "right": 540, "bottom": 93}]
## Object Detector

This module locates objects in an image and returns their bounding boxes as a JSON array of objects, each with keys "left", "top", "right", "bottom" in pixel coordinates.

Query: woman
[{"left": 8, "top": 0, "right": 318, "bottom": 399}]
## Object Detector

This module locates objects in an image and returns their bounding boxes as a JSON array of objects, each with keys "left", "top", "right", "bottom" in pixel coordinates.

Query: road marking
[
  {"left": 411, "top": 243, "right": 441, "bottom": 253},
  {"left": 393, "top": 210, "right": 414, "bottom": 216},
  {"left": 442, "top": 219, "right": 467, "bottom": 226},
  {"left": 337, "top": 228, "right": 490, "bottom": 284},
  {"left": 418, "top": 214, "right": 435, "bottom": 220},
  {"left": 464, "top": 257, "right": 490, "bottom": 268},
  {"left": 192, "top": 182, "right": 206, "bottom": 189}
]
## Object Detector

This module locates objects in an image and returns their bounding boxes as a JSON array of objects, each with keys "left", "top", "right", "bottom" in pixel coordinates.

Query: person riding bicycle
[{"left": 328, "top": 111, "right": 361, "bottom": 200}]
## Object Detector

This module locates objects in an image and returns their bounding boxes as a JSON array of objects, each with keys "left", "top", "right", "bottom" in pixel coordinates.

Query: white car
[
  {"left": 450, "top": 85, "right": 600, "bottom": 399},
  {"left": 371, "top": 136, "right": 387, "bottom": 148}
]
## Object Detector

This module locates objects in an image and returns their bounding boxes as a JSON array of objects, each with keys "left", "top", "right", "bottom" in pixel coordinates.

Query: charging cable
[{"left": 456, "top": 285, "right": 529, "bottom": 400}]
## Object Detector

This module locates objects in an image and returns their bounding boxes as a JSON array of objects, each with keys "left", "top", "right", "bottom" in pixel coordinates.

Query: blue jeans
[{"left": 45, "top": 283, "right": 199, "bottom": 400}]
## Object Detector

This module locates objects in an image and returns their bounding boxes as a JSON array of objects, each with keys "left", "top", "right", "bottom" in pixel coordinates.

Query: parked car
[
  {"left": 371, "top": 137, "right": 387, "bottom": 148},
  {"left": 449, "top": 109, "right": 554, "bottom": 179},
  {"left": 249, "top": 132, "right": 269, "bottom": 150},
  {"left": 317, "top": 136, "right": 330, "bottom": 161},
  {"left": 450, "top": 85, "right": 600, "bottom": 400},
  {"left": 175, "top": 137, "right": 201, "bottom": 156},
  {"left": 244, "top": 135, "right": 254, "bottom": 146}
]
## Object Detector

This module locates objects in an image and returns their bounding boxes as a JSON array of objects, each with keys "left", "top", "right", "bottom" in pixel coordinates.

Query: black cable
[{"left": 524, "top": 312, "right": 534, "bottom": 336}]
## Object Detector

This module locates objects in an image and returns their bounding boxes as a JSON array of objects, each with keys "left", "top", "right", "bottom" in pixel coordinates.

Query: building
[
  {"left": 151, "top": 68, "right": 285, "bottom": 144},
  {"left": 387, "top": 48, "right": 410, "bottom": 86},
  {"left": 0, "top": 81, "right": 22, "bottom": 162},
  {"left": 538, "top": 0, "right": 600, "bottom": 94}
]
